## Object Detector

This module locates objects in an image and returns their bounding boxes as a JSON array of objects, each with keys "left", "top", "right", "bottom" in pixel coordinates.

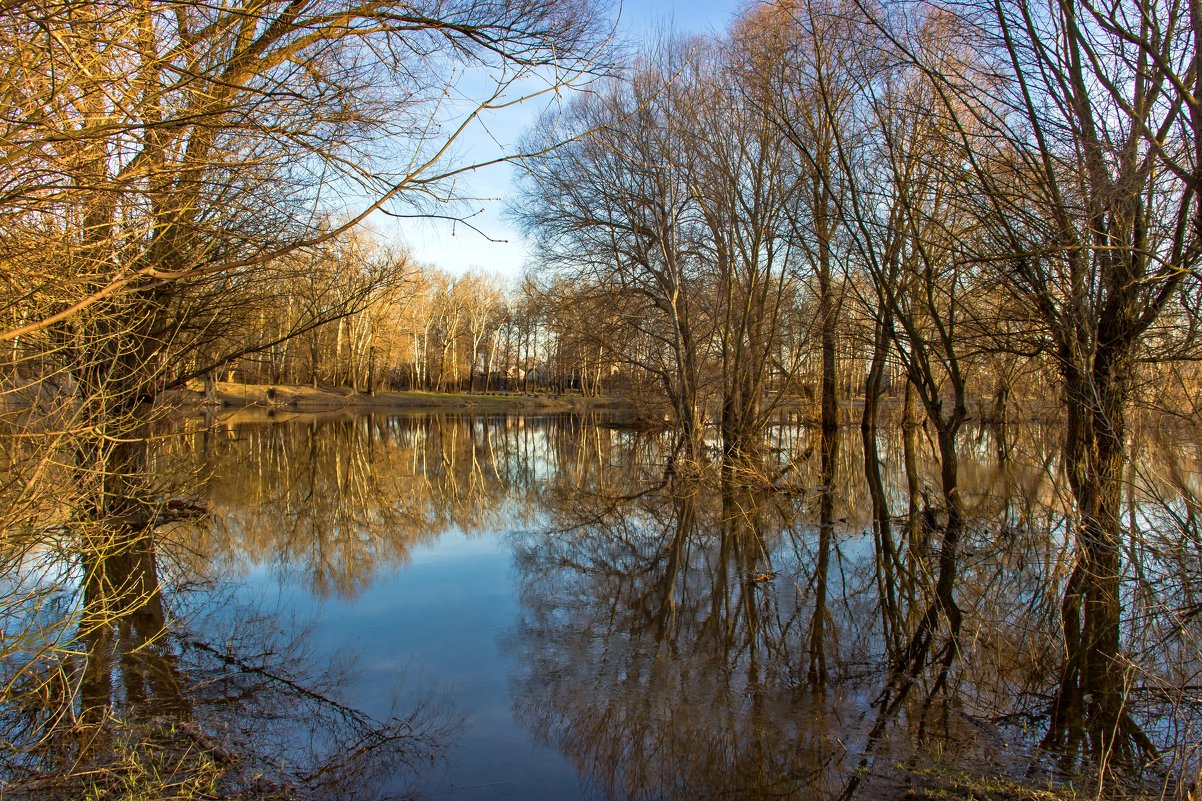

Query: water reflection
[
  {"left": 0, "top": 421, "right": 462, "bottom": 799},
  {"left": 507, "top": 416, "right": 1202, "bottom": 799},
  {"left": 173, "top": 413, "right": 593, "bottom": 597},
  {"left": 1, "top": 412, "right": 1200, "bottom": 799}
]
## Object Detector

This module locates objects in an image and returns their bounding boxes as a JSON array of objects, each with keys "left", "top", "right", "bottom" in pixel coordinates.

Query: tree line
[{"left": 195, "top": 241, "right": 622, "bottom": 395}]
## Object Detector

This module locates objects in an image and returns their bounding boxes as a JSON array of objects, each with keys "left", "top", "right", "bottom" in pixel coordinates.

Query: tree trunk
[
  {"left": 862, "top": 311, "right": 902, "bottom": 655},
  {"left": 808, "top": 424, "right": 839, "bottom": 684},
  {"left": 1048, "top": 352, "right": 1134, "bottom": 760}
]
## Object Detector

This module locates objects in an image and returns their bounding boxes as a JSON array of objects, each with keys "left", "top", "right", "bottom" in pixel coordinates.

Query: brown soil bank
[{"left": 174, "top": 382, "right": 627, "bottom": 415}]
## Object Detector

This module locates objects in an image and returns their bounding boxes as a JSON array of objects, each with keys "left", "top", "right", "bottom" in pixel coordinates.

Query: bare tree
[
  {"left": 883, "top": 0, "right": 1202, "bottom": 760},
  {"left": 690, "top": 24, "right": 803, "bottom": 459},
  {"left": 516, "top": 43, "right": 714, "bottom": 453}
]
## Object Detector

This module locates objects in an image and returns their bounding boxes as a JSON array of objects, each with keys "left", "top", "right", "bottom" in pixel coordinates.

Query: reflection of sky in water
[
  {"left": 182, "top": 413, "right": 1202, "bottom": 800},
  {"left": 221, "top": 525, "right": 593, "bottom": 800}
]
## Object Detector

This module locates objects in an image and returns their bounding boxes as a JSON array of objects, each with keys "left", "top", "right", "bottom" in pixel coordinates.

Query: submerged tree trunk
[
  {"left": 861, "top": 312, "right": 903, "bottom": 656},
  {"left": 1046, "top": 349, "right": 1150, "bottom": 762},
  {"left": 808, "top": 424, "right": 839, "bottom": 684}
]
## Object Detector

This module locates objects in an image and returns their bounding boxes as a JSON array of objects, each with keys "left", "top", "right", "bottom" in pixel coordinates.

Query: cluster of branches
[
  {"left": 517, "top": 0, "right": 1202, "bottom": 769},
  {"left": 0, "top": 0, "right": 608, "bottom": 412}
]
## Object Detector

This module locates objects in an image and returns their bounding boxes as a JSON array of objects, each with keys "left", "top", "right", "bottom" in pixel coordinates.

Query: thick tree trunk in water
[
  {"left": 1047, "top": 355, "right": 1139, "bottom": 761},
  {"left": 669, "top": 369, "right": 704, "bottom": 463},
  {"left": 66, "top": 283, "right": 188, "bottom": 704},
  {"left": 673, "top": 299, "right": 705, "bottom": 462},
  {"left": 720, "top": 366, "right": 760, "bottom": 462}
]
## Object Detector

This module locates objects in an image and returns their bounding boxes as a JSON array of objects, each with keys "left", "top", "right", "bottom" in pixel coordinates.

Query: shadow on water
[{"left": 1, "top": 411, "right": 1200, "bottom": 798}]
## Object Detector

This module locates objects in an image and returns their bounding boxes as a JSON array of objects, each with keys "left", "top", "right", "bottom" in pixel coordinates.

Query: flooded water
[{"left": 2, "top": 411, "right": 1201, "bottom": 799}]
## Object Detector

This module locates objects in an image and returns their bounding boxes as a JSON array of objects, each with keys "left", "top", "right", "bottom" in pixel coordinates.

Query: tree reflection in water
[
  {"left": 510, "top": 417, "right": 1202, "bottom": 800},
  {"left": 3, "top": 545, "right": 455, "bottom": 800},
  {"left": 180, "top": 412, "right": 557, "bottom": 598},
  {"left": 0, "top": 422, "right": 463, "bottom": 800},
  {"left": 2, "top": 412, "right": 1200, "bottom": 799}
]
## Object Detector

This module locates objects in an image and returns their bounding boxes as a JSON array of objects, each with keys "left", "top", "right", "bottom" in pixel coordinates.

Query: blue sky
[{"left": 386, "top": 0, "right": 748, "bottom": 280}]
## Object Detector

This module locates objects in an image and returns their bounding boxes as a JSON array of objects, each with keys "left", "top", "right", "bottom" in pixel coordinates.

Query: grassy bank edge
[{"left": 174, "top": 381, "right": 628, "bottom": 415}]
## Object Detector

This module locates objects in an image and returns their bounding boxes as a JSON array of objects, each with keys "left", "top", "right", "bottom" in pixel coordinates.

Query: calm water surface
[
  {"left": 14, "top": 410, "right": 1198, "bottom": 800},
  {"left": 192, "top": 414, "right": 630, "bottom": 799}
]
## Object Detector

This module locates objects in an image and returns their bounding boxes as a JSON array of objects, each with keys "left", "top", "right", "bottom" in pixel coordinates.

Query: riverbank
[{"left": 175, "top": 381, "right": 626, "bottom": 415}]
